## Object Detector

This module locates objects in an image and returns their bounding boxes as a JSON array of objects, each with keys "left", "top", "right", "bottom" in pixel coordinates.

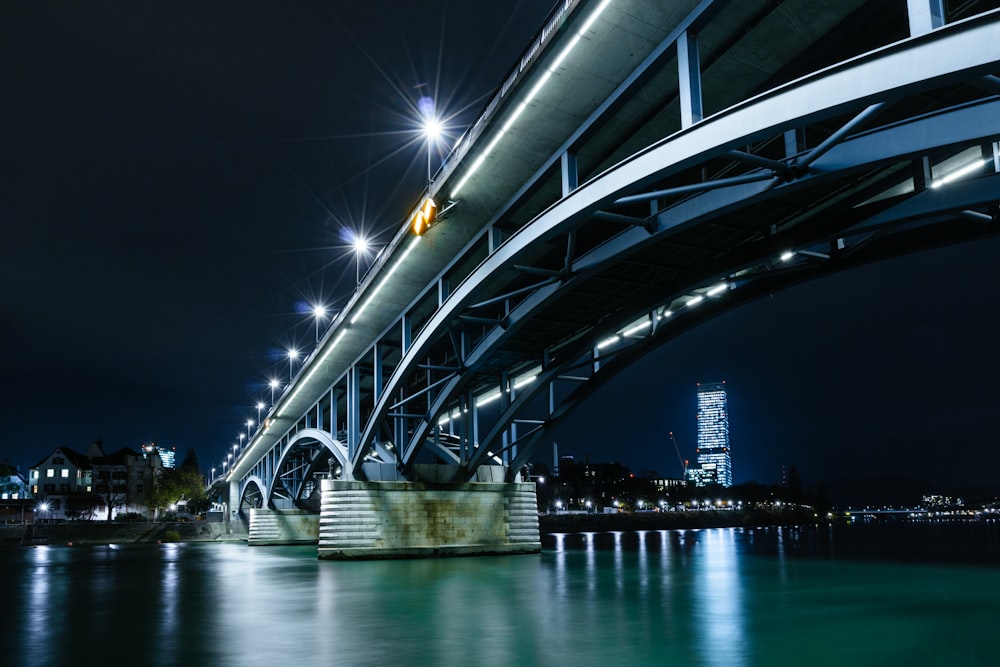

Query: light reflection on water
[{"left": 5, "top": 523, "right": 1000, "bottom": 666}]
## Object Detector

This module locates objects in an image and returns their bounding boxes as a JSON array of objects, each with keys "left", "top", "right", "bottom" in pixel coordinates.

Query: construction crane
[{"left": 669, "top": 431, "right": 689, "bottom": 478}]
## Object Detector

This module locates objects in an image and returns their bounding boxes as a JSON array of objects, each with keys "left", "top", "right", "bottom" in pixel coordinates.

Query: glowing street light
[
  {"left": 418, "top": 94, "right": 442, "bottom": 184},
  {"left": 269, "top": 378, "right": 280, "bottom": 405},
  {"left": 211, "top": 467, "right": 216, "bottom": 482},
  {"left": 246, "top": 419, "right": 254, "bottom": 440},
  {"left": 311, "top": 304, "right": 327, "bottom": 342},
  {"left": 239, "top": 433, "right": 245, "bottom": 449},
  {"left": 256, "top": 401, "right": 265, "bottom": 422},
  {"left": 288, "top": 349, "right": 299, "bottom": 379},
  {"left": 353, "top": 236, "right": 369, "bottom": 286},
  {"left": 232, "top": 443, "right": 238, "bottom": 458}
]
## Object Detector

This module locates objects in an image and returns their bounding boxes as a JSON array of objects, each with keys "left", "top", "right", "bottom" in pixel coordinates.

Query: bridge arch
[
  {"left": 266, "top": 428, "right": 350, "bottom": 508},
  {"left": 239, "top": 476, "right": 266, "bottom": 513}
]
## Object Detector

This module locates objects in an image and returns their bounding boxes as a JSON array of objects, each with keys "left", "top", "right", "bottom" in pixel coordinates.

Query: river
[{"left": 4, "top": 521, "right": 998, "bottom": 666}]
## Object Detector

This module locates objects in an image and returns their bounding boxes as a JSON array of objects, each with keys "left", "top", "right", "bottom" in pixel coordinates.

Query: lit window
[
  {"left": 46, "top": 469, "right": 54, "bottom": 478},
  {"left": 61, "top": 469, "right": 69, "bottom": 478}
]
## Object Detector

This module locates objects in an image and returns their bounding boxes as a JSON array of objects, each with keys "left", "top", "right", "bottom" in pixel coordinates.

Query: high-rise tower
[{"left": 688, "top": 381, "right": 731, "bottom": 487}]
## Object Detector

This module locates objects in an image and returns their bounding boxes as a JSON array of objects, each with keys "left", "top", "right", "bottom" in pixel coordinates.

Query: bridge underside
[{"left": 215, "top": 1, "right": 1000, "bottom": 559}]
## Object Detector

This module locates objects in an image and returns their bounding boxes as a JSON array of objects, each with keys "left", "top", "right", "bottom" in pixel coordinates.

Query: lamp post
[
  {"left": 269, "top": 378, "right": 280, "bottom": 405},
  {"left": 211, "top": 467, "right": 216, "bottom": 483},
  {"left": 233, "top": 443, "right": 239, "bottom": 458},
  {"left": 246, "top": 419, "right": 254, "bottom": 440},
  {"left": 419, "top": 95, "right": 441, "bottom": 185},
  {"left": 288, "top": 349, "right": 299, "bottom": 379},
  {"left": 257, "top": 401, "right": 265, "bottom": 422},
  {"left": 353, "top": 236, "right": 369, "bottom": 286},
  {"left": 239, "top": 433, "right": 245, "bottom": 450},
  {"left": 312, "top": 304, "right": 327, "bottom": 342}
]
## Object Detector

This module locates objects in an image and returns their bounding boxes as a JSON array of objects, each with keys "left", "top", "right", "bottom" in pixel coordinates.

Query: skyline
[{"left": 3, "top": 2, "right": 1000, "bottom": 501}]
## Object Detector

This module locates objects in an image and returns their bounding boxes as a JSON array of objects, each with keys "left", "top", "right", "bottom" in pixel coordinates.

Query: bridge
[{"left": 208, "top": 0, "right": 1000, "bottom": 558}]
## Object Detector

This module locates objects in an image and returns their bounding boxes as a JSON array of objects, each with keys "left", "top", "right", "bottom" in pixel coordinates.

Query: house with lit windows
[{"left": 28, "top": 446, "right": 95, "bottom": 520}]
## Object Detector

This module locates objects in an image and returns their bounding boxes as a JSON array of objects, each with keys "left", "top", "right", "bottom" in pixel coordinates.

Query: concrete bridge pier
[
  {"left": 247, "top": 508, "right": 320, "bottom": 545},
  {"left": 318, "top": 465, "right": 540, "bottom": 560}
]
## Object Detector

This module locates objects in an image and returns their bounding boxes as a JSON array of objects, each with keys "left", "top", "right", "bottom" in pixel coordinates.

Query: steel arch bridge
[{"left": 218, "top": 0, "right": 1000, "bottom": 517}]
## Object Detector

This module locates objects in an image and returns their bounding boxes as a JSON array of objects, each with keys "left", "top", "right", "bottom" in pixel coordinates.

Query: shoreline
[{"left": 538, "top": 508, "right": 826, "bottom": 534}]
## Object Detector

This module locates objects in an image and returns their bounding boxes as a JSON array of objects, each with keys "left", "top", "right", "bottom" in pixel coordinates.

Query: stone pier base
[
  {"left": 318, "top": 477, "right": 540, "bottom": 560},
  {"left": 248, "top": 508, "right": 320, "bottom": 546}
]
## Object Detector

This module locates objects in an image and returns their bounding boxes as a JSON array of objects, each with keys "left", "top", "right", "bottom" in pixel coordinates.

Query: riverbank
[
  {"left": 0, "top": 521, "right": 244, "bottom": 546},
  {"left": 1, "top": 508, "right": 821, "bottom": 546},
  {"left": 539, "top": 507, "right": 825, "bottom": 533}
]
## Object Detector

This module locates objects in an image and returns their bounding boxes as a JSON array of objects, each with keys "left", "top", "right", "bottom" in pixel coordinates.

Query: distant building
[
  {"left": 92, "top": 447, "right": 162, "bottom": 520},
  {"left": 0, "top": 465, "right": 29, "bottom": 500},
  {"left": 686, "top": 381, "right": 732, "bottom": 487},
  {"left": 142, "top": 443, "right": 176, "bottom": 469}
]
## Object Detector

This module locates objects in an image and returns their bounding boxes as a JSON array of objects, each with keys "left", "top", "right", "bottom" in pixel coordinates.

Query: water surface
[{"left": 4, "top": 522, "right": 998, "bottom": 666}]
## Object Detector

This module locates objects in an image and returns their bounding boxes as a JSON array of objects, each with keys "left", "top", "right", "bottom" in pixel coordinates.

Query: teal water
[{"left": 3, "top": 523, "right": 999, "bottom": 666}]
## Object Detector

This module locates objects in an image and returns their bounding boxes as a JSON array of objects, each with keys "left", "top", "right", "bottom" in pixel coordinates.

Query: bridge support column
[
  {"left": 318, "top": 466, "right": 540, "bottom": 560},
  {"left": 248, "top": 508, "right": 319, "bottom": 546}
]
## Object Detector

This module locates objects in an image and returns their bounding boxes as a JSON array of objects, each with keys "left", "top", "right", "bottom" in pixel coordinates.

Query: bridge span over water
[{"left": 209, "top": 0, "right": 1000, "bottom": 557}]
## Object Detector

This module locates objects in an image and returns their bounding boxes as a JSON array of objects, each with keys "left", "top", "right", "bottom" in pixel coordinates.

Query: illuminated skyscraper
[{"left": 687, "top": 381, "right": 731, "bottom": 487}]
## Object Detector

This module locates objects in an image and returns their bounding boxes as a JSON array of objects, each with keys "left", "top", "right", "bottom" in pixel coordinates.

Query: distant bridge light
[
  {"left": 706, "top": 283, "right": 728, "bottom": 297},
  {"left": 687, "top": 295, "right": 704, "bottom": 308},
  {"left": 780, "top": 250, "right": 795, "bottom": 262}
]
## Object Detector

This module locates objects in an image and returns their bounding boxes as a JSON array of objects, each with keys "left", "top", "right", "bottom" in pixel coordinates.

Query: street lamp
[
  {"left": 232, "top": 443, "right": 238, "bottom": 458},
  {"left": 269, "top": 378, "right": 280, "bottom": 405},
  {"left": 353, "top": 236, "right": 369, "bottom": 286},
  {"left": 312, "top": 304, "right": 327, "bottom": 342},
  {"left": 246, "top": 419, "right": 254, "bottom": 440},
  {"left": 211, "top": 467, "right": 216, "bottom": 482},
  {"left": 239, "top": 433, "right": 245, "bottom": 450},
  {"left": 419, "top": 94, "right": 442, "bottom": 185},
  {"left": 257, "top": 401, "right": 265, "bottom": 422},
  {"left": 288, "top": 349, "right": 299, "bottom": 379}
]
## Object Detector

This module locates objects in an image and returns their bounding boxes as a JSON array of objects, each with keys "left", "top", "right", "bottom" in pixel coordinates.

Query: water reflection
[
  {"left": 694, "top": 528, "right": 748, "bottom": 666},
  {"left": 7, "top": 525, "right": 1000, "bottom": 666}
]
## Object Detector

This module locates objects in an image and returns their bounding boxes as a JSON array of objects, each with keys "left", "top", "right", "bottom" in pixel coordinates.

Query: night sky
[{"left": 3, "top": 1, "right": 999, "bottom": 503}]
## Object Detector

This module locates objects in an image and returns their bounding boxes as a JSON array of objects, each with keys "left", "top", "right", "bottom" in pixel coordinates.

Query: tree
[
  {"left": 64, "top": 492, "right": 101, "bottom": 520},
  {"left": 93, "top": 469, "right": 129, "bottom": 522},
  {"left": 151, "top": 449, "right": 208, "bottom": 516}
]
